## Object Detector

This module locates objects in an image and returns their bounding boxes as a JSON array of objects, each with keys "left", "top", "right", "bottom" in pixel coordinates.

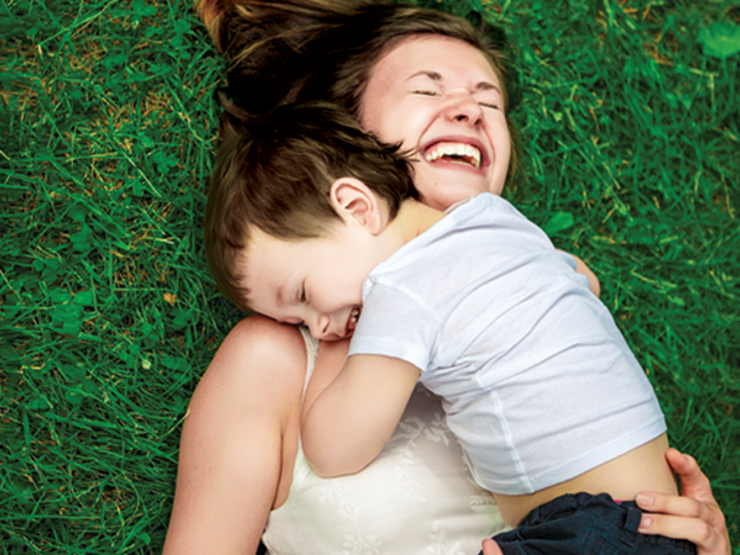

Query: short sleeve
[{"left": 348, "top": 283, "right": 439, "bottom": 373}]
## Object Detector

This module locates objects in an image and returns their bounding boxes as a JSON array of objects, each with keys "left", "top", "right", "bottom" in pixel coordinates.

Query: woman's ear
[{"left": 329, "top": 177, "right": 384, "bottom": 234}]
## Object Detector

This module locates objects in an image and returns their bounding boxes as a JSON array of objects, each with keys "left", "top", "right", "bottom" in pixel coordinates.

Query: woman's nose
[{"left": 443, "top": 92, "right": 483, "bottom": 126}]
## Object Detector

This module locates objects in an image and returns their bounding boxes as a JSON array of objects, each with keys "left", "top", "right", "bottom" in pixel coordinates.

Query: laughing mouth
[
  {"left": 346, "top": 306, "right": 361, "bottom": 336},
  {"left": 424, "top": 142, "right": 482, "bottom": 169}
]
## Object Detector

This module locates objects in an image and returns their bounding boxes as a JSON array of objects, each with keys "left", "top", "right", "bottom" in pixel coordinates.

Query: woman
[{"left": 163, "top": 2, "right": 730, "bottom": 554}]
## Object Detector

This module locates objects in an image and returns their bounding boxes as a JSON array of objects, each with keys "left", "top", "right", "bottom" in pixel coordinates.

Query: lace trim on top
[{"left": 298, "top": 325, "right": 320, "bottom": 399}]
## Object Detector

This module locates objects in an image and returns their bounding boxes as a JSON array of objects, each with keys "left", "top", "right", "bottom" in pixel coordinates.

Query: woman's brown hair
[{"left": 195, "top": 0, "right": 520, "bottom": 180}]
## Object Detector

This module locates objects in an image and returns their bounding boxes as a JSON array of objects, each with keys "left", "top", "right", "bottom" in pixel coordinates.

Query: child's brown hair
[{"left": 204, "top": 102, "right": 417, "bottom": 311}]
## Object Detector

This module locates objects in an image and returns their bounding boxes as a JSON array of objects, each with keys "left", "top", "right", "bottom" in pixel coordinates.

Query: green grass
[{"left": 1, "top": 0, "right": 738, "bottom": 553}]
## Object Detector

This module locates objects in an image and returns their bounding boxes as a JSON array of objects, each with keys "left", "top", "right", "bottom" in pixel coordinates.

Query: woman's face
[{"left": 360, "top": 35, "right": 511, "bottom": 211}]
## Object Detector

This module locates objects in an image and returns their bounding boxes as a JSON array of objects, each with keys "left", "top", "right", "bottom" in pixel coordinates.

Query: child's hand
[{"left": 636, "top": 448, "right": 730, "bottom": 555}]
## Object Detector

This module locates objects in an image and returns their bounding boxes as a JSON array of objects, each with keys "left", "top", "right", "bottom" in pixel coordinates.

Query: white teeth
[
  {"left": 347, "top": 306, "right": 361, "bottom": 335},
  {"left": 424, "top": 143, "right": 481, "bottom": 168}
]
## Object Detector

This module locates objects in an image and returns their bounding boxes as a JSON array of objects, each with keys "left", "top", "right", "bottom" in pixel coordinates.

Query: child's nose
[{"left": 309, "top": 314, "right": 331, "bottom": 340}]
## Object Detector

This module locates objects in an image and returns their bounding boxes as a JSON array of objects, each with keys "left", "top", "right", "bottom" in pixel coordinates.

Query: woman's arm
[
  {"left": 568, "top": 252, "right": 601, "bottom": 297},
  {"left": 163, "top": 315, "right": 307, "bottom": 555},
  {"left": 636, "top": 449, "right": 731, "bottom": 555},
  {"left": 301, "top": 354, "right": 421, "bottom": 478}
]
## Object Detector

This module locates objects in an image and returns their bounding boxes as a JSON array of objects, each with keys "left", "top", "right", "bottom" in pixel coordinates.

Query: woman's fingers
[
  {"left": 481, "top": 538, "right": 504, "bottom": 555},
  {"left": 638, "top": 510, "right": 719, "bottom": 547},
  {"left": 664, "top": 448, "right": 713, "bottom": 501},
  {"left": 638, "top": 510, "right": 729, "bottom": 555},
  {"left": 636, "top": 449, "right": 730, "bottom": 555}
]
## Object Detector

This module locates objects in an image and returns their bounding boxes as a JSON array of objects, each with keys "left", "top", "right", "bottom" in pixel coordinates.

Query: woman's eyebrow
[
  {"left": 476, "top": 81, "right": 501, "bottom": 93},
  {"left": 406, "top": 70, "right": 442, "bottom": 82}
]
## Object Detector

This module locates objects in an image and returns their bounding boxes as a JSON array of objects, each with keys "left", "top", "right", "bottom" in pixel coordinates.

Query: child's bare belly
[{"left": 494, "top": 434, "right": 677, "bottom": 527}]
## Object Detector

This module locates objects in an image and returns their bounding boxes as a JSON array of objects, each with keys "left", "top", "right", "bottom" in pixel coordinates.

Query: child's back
[{"left": 348, "top": 192, "right": 676, "bottom": 525}]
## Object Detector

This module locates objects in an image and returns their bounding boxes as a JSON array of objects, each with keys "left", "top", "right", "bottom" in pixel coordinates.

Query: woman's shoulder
[
  {"left": 189, "top": 314, "right": 308, "bottom": 421},
  {"left": 223, "top": 314, "right": 307, "bottom": 362},
  {"left": 215, "top": 314, "right": 306, "bottom": 375}
]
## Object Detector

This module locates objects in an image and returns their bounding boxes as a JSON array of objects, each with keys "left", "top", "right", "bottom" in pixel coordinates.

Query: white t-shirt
[{"left": 349, "top": 193, "right": 666, "bottom": 495}]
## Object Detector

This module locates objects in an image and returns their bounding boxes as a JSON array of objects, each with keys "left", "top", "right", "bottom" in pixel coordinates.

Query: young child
[{"left": 204, "top": 102, "right": 695, "bottom": 555}]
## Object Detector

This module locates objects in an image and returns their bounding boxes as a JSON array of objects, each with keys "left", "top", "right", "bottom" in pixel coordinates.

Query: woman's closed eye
[
  {"left": 477, "top": 89, "right": 504, "bottom": 111},
  {"left": 413, "top": 89, "right": 500, "bottom": 110}
]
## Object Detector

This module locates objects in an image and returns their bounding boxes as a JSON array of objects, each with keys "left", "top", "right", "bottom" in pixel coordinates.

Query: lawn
[{"left": 1, "top": 0, "right": 738, "bottom": 552}]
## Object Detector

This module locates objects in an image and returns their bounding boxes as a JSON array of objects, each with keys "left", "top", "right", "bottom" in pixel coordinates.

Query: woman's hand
[
  {"left": 637, "top": 448, "right": 730, "bottom": 555},
  {"left": 482, "top": 448, "right": 730, "bottom": 555}
]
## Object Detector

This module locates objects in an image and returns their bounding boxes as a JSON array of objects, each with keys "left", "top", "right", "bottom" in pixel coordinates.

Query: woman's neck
[{"left": 384, "top": 198, "right": 447, "bottom": 247}]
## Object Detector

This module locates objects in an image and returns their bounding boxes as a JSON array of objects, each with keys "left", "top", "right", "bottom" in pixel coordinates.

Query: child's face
[
  {"left": 243, "top": 225, "right": 387, "bottom": 341},
  {"left": 359, "top": 35, "right": 511, "bottom": 211}
]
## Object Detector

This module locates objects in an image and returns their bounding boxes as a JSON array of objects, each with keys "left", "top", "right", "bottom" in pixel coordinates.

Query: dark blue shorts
[{"left": 487, "top": 492, "right": 697, "bottom": 555}]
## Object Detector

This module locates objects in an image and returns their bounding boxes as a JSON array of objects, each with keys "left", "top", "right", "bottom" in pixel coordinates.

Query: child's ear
[{"left": 329, "top": 178, "right": 384, "bottom": 234}]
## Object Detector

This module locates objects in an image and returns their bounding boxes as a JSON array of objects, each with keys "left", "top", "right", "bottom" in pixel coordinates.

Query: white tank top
[{"left": 262, "top": 328, "right": 507, "bottom": 555}]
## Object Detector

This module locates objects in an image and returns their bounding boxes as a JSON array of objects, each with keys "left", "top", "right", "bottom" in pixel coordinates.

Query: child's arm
[{"left": 301, "top": 354, "right": 421, "bottom": 478}]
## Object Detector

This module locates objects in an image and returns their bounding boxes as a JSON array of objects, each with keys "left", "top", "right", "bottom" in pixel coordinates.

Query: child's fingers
[{"left": 480, "top": 538, "right": 504, "bottom": 555}]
